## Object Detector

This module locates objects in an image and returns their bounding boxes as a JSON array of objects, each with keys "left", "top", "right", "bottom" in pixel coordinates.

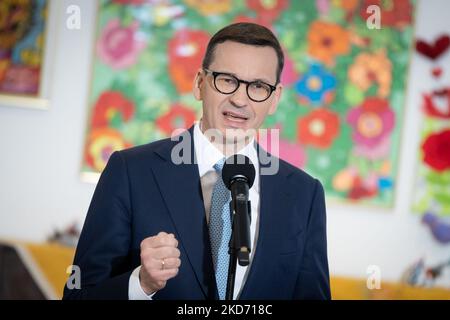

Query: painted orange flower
[
  {"left": 297, "top": 108, "right": 340, "bottom": 149},
  {"left": 85, "top": 128, "right": 131, "bottom": 172},
  {"left": 183, "top": 0, "right": 231, "bottom": 15},
  {"left": 91, "top": 90, "right": 135, "bottom": 128},
  {"left": 348, "top": 50, "right": 392, "bottom": 98},
  {"left": 168, "top": 29, "right": 210, "bottom": 94},
  {"left": 307, "top": 21, "right": 350, "bottom": 66},
  {"left": 333, "top": 167, "right": 357, "bottom": 192},
  {"left": 338, "top": 0, "right": 359, "bottom": 11}
]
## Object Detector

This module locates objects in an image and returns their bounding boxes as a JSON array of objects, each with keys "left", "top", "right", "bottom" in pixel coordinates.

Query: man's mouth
[{"left": 222, "top": 111, "right": 249, "bottom": 123}]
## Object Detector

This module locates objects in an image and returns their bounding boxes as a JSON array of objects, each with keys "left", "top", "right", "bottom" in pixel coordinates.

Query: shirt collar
[{"left": 193, "top": 121, "right": 259, "bottom": 183}]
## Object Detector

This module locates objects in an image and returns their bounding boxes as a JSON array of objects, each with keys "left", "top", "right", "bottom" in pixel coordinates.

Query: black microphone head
[{"left": 222, "top": 154, "right": 256, "bottom": 190}]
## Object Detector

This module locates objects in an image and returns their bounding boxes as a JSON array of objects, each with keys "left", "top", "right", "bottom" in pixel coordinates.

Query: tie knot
[{"left": 213, "top": 158, "right": 226, "bottom": 172}]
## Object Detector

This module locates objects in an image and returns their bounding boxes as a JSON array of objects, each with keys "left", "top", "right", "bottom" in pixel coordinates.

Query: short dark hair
[{"left": 202, "top": 22, "right": 284, "bottom": 85}]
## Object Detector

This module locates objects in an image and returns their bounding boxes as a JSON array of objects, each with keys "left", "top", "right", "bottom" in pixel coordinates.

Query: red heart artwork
[
  {"left": 433, "top": 88, "right": 449, "bottom": 97},
  {"left": 416, "top": 35, "right": 450, "bottom": 60},
  {"left": 423, "top": 87, "right": 450, "bottom": 119},
  {"left": 431, "top": 67, "right": 443, "bottom": 78}
]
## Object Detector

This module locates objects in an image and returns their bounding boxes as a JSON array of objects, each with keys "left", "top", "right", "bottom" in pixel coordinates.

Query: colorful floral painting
[
  {"left": 82, "top": 0, "right": 416, "bottom": 206},
  {"left": 0, "top": 0, "right": 48, "bottom": 96},
  {"left": 413, "top": 31, "right": 450, "bottom": 219},
  {"left": 413, "top": 88, "right": 450, "bottom": 217}
]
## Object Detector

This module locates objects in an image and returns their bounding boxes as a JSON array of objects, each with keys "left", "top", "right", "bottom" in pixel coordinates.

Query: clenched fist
[{"left": 139, "top": 232, "right": 181, "bottom": 295}]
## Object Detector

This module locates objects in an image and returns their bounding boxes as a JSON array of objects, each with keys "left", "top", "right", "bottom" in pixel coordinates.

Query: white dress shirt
[{"left": 129, "top": 121, "right": 260, "bottom": 300}]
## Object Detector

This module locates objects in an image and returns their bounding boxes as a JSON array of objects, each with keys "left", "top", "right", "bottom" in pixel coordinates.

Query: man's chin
[
  {"left": 222, "top": 127, "right": 256, "bottom": 145},
  {"left": 203, "top": 126, "right": 255, "bottom": 146}
]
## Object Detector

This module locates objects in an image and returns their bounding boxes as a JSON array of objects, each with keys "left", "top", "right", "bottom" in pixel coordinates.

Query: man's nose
[{"left": 229, "top": 82, "right": 249, "bottom": 107}]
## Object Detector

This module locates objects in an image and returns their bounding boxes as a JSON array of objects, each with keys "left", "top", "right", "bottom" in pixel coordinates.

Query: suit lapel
[
  {"left": 239, "top": 146, "right": 295, "bottom": 299},
  {"left": 151, "top": 127, "right": 216, "bottom": 298}
]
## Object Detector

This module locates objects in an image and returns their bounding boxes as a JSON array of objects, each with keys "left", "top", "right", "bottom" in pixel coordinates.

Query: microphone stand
[
  {"left": 225, "top": 179, "right": 252, "bottom": 300},
  {"left": 225, "top": 226, "right": 238, "bottom": 301}
]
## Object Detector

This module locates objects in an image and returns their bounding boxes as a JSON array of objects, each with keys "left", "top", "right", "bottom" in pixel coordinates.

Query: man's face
[{"left": 193, "top": 41, "right": 282, "bottom": 144}]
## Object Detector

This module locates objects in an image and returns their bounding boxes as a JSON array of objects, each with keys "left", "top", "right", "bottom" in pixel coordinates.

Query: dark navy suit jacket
[{"left": 63, "top": 127, "right": 330, "bottom": 300}]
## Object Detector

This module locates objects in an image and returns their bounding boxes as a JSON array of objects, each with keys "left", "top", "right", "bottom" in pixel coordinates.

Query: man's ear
[
  {"left": 193, "top": 68, "right": 204, "bottom": 101},
  {"left": 268, "top": 84, "right": 283, "bottom": 115}
]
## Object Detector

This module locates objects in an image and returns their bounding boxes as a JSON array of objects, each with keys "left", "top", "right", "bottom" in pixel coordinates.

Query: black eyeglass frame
[{"left": 203, "top": 68, "right": 277, "bottom": 102}]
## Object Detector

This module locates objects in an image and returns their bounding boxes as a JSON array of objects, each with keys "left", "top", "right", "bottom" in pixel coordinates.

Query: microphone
[{"left": 222, "top": 154, "right": 256, "bottom": 266}]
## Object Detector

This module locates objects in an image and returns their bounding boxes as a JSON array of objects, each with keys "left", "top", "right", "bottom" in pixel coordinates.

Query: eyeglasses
[{"left": 203, "top": 69, "right": 277, "bottom": 102}]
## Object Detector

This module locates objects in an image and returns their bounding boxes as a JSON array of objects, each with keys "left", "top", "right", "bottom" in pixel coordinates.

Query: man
[{"left": 63, "top": 22, "right": 330, "bottom": 300}]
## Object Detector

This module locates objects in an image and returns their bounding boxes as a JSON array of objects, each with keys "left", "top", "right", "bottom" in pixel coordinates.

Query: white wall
[
  {"left": 0, "top": 0, "right": 98, "bottom": 241},
  {"left": 1, "top": 0, "right": 449, "bottom": 285}
]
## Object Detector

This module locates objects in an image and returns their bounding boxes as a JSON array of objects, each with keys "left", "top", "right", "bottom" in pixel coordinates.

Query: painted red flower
[
  {"left": 91, "top": 91, "right": 135, "bottom": 128},
  {"left": 347, "top": 185, "right": 377, "bottom": 200},
  {"left": 156, "top": 104, "right": 197, "bottom": 136},
  {"left": 168, "top": 29, "right": 210, "bottom": 94},
  {"left": 360, "top": 0, "right": 412, "bottom": 30},
  {"left": 297, "top": 108, "right": 340, "bottom": 149},
  {"left": 246, "top": 0, "right": 289, "bottom": 23},
  {"left": 422, "top": 129, "right": 450, "bottom": 172},
  {"left": 233, "top": 15, "right": 272, "bottom": 30}
]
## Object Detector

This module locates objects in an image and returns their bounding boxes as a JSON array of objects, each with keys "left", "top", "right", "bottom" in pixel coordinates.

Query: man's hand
[{"left": 139, "top": 232, "right": 181, "bottom": 295}]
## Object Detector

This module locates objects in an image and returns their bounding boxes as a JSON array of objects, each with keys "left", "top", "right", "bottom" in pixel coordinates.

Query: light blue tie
[{"left": 209, "top": 158, "right": 232, "bottom": 300}]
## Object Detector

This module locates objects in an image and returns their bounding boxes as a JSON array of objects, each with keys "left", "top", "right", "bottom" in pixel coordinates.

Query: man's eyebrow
[{"left": 215, "top": 70, "right": 274, "bottom": 85}]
